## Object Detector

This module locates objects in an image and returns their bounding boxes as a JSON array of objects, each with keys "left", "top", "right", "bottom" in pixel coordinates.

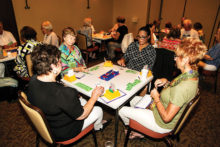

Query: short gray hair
[{"left": 41, "top": 21, "right": 53, "bottom": 31}]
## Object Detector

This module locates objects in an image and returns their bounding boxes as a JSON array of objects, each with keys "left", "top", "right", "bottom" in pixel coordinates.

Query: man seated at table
[
  {"left": 180, "top": 19, "right": 199, "bottom": 39},
  {"left": 107, "top": 16, "right": 128, "bottom": 59},
  {"left": 0, "top": 21, "right": 17, "bottom": 49}
]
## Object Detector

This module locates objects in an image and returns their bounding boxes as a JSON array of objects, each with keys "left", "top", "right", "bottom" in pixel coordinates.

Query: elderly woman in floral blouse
[{"left": 59, "top": 27, "right": 88, "bottom": 75}]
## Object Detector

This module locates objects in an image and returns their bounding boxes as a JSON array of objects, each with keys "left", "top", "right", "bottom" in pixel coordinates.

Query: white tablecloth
[{"left": 62, "top": 62, "right": 153, "bottom": 109}]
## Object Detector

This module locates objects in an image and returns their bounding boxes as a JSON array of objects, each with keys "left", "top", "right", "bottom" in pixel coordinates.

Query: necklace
[{"left": 169, "top": 70, "right": 199, "bottom": 87}]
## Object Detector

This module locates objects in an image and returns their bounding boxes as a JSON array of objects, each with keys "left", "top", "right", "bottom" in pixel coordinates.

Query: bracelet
[{"left": 163, "top": 81, "right": 170, "bottom": 88}]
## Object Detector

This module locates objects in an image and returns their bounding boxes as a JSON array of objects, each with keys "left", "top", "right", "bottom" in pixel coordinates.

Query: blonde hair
[
  {"left": 41, "top": 21, "right": 53, "bottom": 31},
  {"left": 83, "top": 18, "right": 92, "bottom": 27},
  {"left": 176, "top": 38, "right": 207, "bottom": 70}
]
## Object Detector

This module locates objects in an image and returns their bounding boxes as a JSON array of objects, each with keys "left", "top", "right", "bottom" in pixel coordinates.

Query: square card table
[{"left": 62, "top": 62, "right": 153, "bottom": 147}]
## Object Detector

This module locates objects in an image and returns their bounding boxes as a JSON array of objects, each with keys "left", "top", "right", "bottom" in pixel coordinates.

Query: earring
[{"left": 52, "top": 70, "right": 57, "bottom": 74}]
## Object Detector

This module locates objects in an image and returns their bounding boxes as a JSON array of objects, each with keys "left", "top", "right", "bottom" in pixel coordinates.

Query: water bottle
[{"left": 141, "top": 65, "right": 149, "bottom": 81}]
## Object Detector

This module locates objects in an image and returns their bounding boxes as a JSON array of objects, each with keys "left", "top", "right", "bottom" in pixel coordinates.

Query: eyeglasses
[{"left": 137, "top": 35, "right": 148, "bottom": 39}]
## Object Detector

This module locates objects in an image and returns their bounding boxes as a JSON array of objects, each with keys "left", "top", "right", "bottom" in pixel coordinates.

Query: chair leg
[
  {"left": 36, "top": 134, "right": 40, "bottom": 147},
  {"left": 214, "top": 72, "right": 218, "bottom": 93},
  {"left": 124, "top": 127, "right": 131, "bottom": 147},
  {"left": 164, "top": 137, "right": 173, "bottom": 147},
  {"left": 92, "top": 130, "right": 98, "bottom": 147}
]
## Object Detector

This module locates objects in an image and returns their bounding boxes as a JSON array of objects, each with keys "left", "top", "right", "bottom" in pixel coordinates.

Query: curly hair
[
  {"left": 176, "top": 38, "right": 207, "bottom": 70},
  {"left": 31, "top": 44, "right": 61, "bottom": 75}
]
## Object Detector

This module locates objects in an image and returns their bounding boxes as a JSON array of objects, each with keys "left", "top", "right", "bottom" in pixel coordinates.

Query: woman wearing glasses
[
  {"left": 59, "top": 27, "right": 87, "bottom": 75},
  {"left": 119, "top": 38, "right": 206, "bottom": 139},
  {"left": 117, "top": 26, "right": 156, "bottom": 71}
]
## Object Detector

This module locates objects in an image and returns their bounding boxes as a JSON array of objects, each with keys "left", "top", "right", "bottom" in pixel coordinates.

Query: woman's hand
[
  {"left": 154, "top": 78, "right": 168, "bottom": 88},
  {"left": 74, "top": 66, "right": 88, "bottom": 72},
  {"left": 150, "top": 88, "right": 160, "bottom": 102},
  {"left": 117, "top": 58, "right": 126, "bottom": 66},
  {"left": 91, "top": 86, "right": 104, "bottom": 100}
]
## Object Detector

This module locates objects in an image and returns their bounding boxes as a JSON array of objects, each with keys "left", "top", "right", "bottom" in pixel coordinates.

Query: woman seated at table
[
  {"left": 117, "top": 26, "right": 156, "bottom": 71},
  {"left": 59, "top": 27, "right": 87, "bottom": 75},
  {"left": 198, "top": 28, "right": 220, "bottom": 71},
  {"left": 79, "top": 18, "right": 98, "bottom": 59},
  {"left": 27, "top": 44, "right": 111, "bottom": 142},
  {"left": 14, "top": 26, "right": 39, "bottom": 78},
  {"left": 119, "top": 38, "right": 206, "bottom": 139},
  {"left": 157, "top": 28, "right": 181, "bottom": 51}
]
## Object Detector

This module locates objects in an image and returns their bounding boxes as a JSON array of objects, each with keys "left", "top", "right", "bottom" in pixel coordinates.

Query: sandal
[
  {"left": 124, "top": 129, "right": 144, "bottom": 139},
  {"left": 129, "top": 131, "right": 144, "bottom": 139}
]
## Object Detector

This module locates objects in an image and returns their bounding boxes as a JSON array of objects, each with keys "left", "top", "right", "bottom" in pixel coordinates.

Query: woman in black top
[{"left": 27, "top": 44, "right": 107, "bottom": 142}]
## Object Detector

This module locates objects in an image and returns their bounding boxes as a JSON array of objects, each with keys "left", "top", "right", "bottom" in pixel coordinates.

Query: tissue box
[
  {"left": 104, "top": 61, "right": 113, "bottom": 67},
  {"left": 63, "top": 74, "right": 76, "bottom": 82}
]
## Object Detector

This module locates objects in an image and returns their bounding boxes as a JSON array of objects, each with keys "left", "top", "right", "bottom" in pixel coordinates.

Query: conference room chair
[
  {"left": 124, "top": 91, "right": 200, "bottom": 147},
  {"left": 76, "top": 33, "right": 99, "bottom": 64},
  {"left": 18, "top": 91, "right": 98, "bottom": 147}
]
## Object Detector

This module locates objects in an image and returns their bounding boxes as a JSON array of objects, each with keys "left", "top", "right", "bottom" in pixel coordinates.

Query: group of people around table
[{"left": 1, "top": 16, "right": 220, "bottom": 142}]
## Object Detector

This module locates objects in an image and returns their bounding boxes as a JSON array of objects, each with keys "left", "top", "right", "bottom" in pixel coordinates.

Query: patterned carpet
[{"left": 0, "top": 58, "right": 220, "bottom": 147}]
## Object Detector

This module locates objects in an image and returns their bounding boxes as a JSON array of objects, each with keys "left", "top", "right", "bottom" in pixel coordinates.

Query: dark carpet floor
[{"left": 0, "top": 57, "right": 220, "bottom": 147}]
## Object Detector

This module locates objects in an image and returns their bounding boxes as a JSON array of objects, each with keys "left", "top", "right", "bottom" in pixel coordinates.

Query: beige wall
[
  {"left": 150, "top": 0, "right": 219, "bottom": 46},
  {"left": 185, "top": 0, "right": 219, "bottom": 46},
  {"left": 113, "top": 0, "right": 149, "bottom": 36},
  {"left": 12, "top": 0, "right": 113, "bottom": 41},
  {"left": 12, "top": 0, "right": 219, "bottom": 47}
]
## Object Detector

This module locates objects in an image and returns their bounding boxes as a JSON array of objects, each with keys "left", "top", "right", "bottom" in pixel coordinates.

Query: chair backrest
[
  {"left": 153, "top": 48, "right": 176, "bottom": 81},
  {"left": 172, "top": 90, "right": 200, "bottom": 135},
  {"left": 76, "top": 33, "right": 87, "bottom": 51},
  {"left": 121, "top": 33, "right": 134, "bottom": 53},
  {"left": 25, "top": 54, "right": 33, "bottom": 77},
  {"left": 18, "top": 91, "right": 55, "bottom": 144}
]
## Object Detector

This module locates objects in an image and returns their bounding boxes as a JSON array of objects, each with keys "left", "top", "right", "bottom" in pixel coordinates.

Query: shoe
[{"left": 96, "top": 119, "right": 112, "bottom": 132}]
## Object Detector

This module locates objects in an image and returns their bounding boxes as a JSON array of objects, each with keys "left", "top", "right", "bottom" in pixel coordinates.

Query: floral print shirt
[{"left": 59, "top": 43, "right": 86, "bottom": 75}]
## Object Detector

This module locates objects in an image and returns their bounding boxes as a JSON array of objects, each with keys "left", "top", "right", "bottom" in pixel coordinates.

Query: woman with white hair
[
  {"left": 79, "top": 18, "right": 97, "bottom": 59},
  {"left": 41, "top": 21, "right": 59, "bottom": 47}
]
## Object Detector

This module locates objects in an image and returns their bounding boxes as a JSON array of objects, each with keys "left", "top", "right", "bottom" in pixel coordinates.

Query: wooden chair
[
  {"left": 124, "top": 91, "right": 200, "bottom": 147},
  {"left": 76, "top": 33, "right": 99, "bottom": 64},
  {"left": 202, "top": 67, "right": 219, "bottom": 93},
  {"left": 25, "top": 54, "right": 33, "bottom": 77},
  {"left": 18, "top": 91, "right": 98, "bottom": 147}
]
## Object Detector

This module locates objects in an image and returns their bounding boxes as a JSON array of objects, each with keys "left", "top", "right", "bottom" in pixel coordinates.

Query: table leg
[{"left": 114, "top": 108, "right": 119, "bottom": 147}]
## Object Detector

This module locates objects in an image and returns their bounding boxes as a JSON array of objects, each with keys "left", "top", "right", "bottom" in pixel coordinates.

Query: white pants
[
  {"left": 107, "top": 41, "right": 121, "bottom": 59},
  {"left": 79, "top": 97, "right": 104, "bottom": 131},
  {"left": 203, "top": 64, "right": 217, "bottom": 71},
  {"left": 0, "top": 63, "right": 5, "bottom": 77},
  {"left": 119, "top": 96, "right": 172, "bottom": 134}
]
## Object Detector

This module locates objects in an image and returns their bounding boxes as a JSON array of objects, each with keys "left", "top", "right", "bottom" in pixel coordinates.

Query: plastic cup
[{"left": 104, "top": 141, "right": 114, "bottom": 147}]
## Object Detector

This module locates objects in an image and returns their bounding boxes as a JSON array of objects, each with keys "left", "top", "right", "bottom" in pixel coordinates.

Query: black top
[
  {"left": 116, "top": 25, "right": 128, "bottom": 43},
  {"left": 27, "top": 75, "right": 84, "bottom": 142}
]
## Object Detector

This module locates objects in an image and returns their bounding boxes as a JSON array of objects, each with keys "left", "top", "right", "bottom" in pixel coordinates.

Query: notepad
[
  {"left": 135, "top": 95, "right": 152, "bottom": 109},
  {"left": 75, "top": 82, "right": 93, "bottom": 92}
]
